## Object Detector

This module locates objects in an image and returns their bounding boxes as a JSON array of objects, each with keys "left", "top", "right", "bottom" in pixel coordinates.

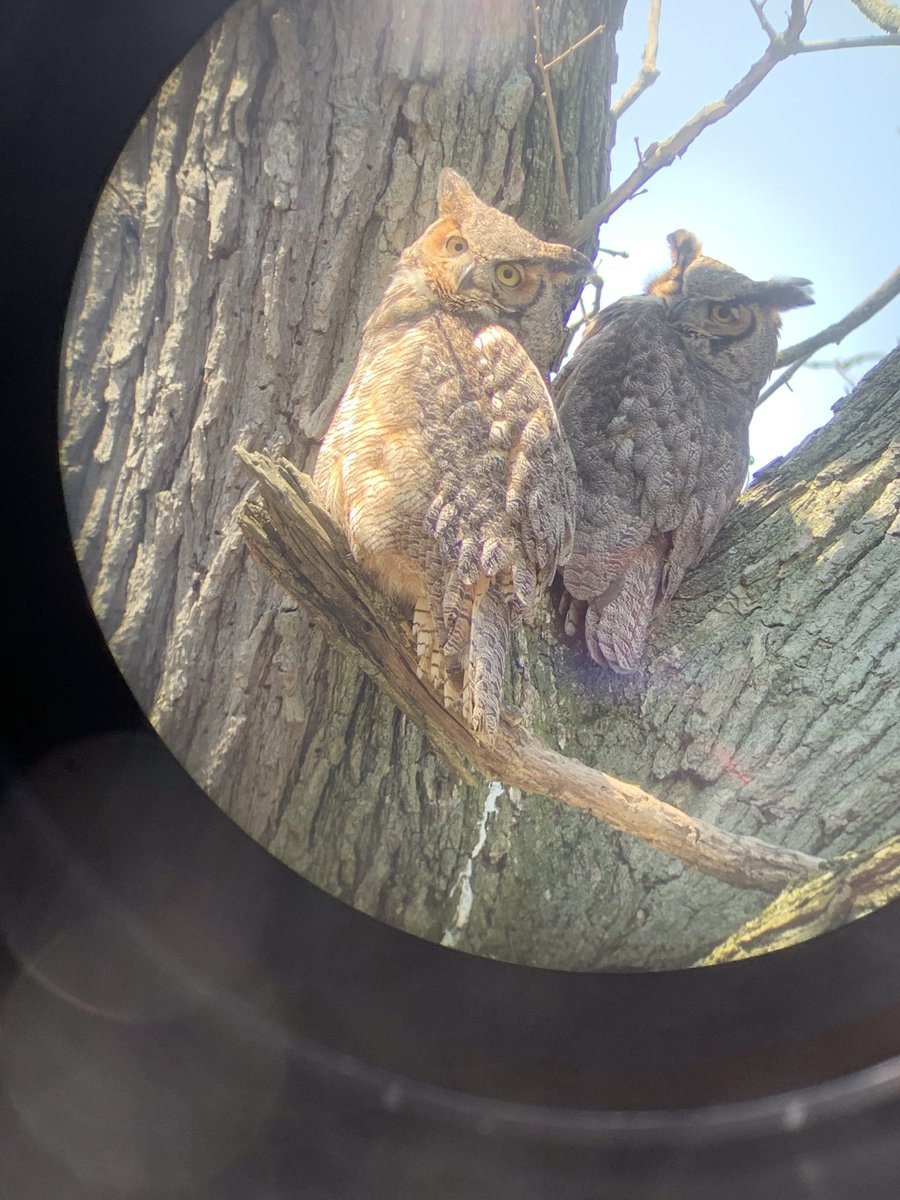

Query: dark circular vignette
[{"left": 2, "top": 2, "right": 900, "bottom": 1198}]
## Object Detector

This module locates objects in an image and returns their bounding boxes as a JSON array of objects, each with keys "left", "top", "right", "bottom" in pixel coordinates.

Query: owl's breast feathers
[
  {"left": 557, "top": 296, "right": 749, "bottom": 522},
  {"left": 421, "top": 319, "right": 575, "bottom": 587}
]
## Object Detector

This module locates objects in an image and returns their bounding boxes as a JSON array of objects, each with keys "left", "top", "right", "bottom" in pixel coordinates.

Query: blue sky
[{"left": 592, "top": 0, "right": 899, "bottom": 470}]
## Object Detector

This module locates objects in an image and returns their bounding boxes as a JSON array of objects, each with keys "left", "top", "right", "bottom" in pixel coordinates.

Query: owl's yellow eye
[
  {"left": 710, "top": 303, "right": 738, "bottom": 323},
  {"left": 445, "top": 235, "right": 469, "bottom": 256},
  {"left": 495, "top": 262, "right": 524, "bottom": 288}
]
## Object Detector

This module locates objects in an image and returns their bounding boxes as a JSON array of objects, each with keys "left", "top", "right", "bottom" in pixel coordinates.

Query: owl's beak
[{"left": 456, "top": 262, "right": 476, "bottom": 290}]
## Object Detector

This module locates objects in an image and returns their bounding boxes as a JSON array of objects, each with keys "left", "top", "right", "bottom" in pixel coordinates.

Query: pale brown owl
[
  {"left": 555, "top": 230, "right": 813, "bottom": 673},
  {"left": 313, "top": 169, "right": 591, "bottom": 739}
]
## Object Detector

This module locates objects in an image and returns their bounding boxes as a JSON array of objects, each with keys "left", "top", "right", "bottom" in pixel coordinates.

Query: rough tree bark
[{"left": 61, "top": 0, "right": 900, "bottom": 970}]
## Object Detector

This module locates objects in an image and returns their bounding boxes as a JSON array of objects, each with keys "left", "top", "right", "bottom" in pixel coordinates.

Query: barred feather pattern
[
  {"left": 555, "top": 236, "right": 812, "bottom": 673},
  {"left": 315, "top": 310, "right": 576, "bottom": 741},
  {"left": 313, "top": 169, "right": 590, "bottom": 737}
]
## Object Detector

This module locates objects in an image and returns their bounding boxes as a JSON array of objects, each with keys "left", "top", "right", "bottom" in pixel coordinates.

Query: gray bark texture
[
  {"left": 850, "top": 0, "right": 900, "bottom": 34},
  {"left": 60, "top": 0, "right": 900, "bottom": 971}
]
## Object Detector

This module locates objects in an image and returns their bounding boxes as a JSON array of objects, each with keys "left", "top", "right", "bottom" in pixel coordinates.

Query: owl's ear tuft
[
  {"left": 748, "top": 277, "right": 815, "bottom": 311},
  {"left": 666, "top": 229, "right": 702, "bottom": 271},
  {"left": 646, "top": 229, "right": 703, "bottom": 297},
  {"left": 438, "top": 168, "right": 478, "bottom": 219}
]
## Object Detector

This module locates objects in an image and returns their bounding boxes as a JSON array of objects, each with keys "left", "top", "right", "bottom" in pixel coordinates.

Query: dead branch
[
  {"left": 610, "top": 0, "right": 662, "bottom": 120},
  {"left": 748, "top": 0, "right": 778, "bottom": 42},
  {"left": 756, "top": 350, "right": 815, "bottom": 407},
  {"left": 544, "top": 18, "right": 606, "bottom": 70},
  {"left": 235, "top": 447, "right": 826, "bottom": 894},
  {"left": 533, "top": 10, "right": 608, "bottom": 231},
  {"left": 565, "top": 305, "right": 601, "bottom": 342},
  {"left": 533, "top": 5, "right": 571, "bottom": 229},
  {"left": 700, "top": 833, "right": 900, "bottom": 964},
  {"left": 563, "top": 283, "right": 603, "bottom": 344},
  {"left": 563, "top": 1, "right": 900, "bottom": 247},
  {"left": 563, "top": 0, "right": 808, "bottom": 244},
  {"left": 758, "top": 266, "right": 900, "bottom": 404},
  {"left": 805, "top": 353, "right": 882, "bottom": 390},
  {"left": 794, "top": 34, "right": 900, "bottom": 50}
]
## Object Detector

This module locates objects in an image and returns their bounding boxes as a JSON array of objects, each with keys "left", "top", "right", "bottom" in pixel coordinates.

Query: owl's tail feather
[
  {"left": 413, "top": 595, "right": 445, "bottom": 691},
  {"left": 464, "top": 576, "right": 511, "bottom": 742},
  {"left": 442, "top": 571, "right": 473, "bottom": 665},
  {"left": 583, "top": 542, "right": 664, "bottom": 673}
]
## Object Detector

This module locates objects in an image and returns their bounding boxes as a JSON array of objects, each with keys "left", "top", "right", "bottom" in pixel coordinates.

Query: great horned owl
[
  {"left": 314, "top": 169, "right": 591, "bottom": 739},
  {"left": 555, "top": 230, "right": 813, "bottom": 673}
]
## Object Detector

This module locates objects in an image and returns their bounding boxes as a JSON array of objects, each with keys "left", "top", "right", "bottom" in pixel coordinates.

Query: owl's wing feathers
[
  {"left": 316, "top": 316, "right": 572, "bottom": 739},
  {"left": 663, "top": 459, "right": 743, "bottom": 599},
  {"left": 557, "top": 300, "right": 682, "bottom": 577},
  {"left": 423, "top": 322, "right": 575, "bottom": 600},
  {"left": 583, "top": 538, "right": 665, "bottom": 674},
  {"left": 555, "top": 298, "right": 748, "bottom": 671},
  {"left": 420, "top": 321, "right": 575, "bottom": 734}
]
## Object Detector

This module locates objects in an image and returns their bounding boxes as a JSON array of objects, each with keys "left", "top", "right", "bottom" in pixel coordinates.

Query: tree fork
[{"left": 236, "top": 447, "right": 825, "bottom": 894}]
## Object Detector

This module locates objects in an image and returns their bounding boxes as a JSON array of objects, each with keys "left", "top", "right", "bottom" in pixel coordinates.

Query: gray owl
[
  {"left": 314, "top": 169, "right": 591, "bottom": 738},
  {"left": 555, "top": 230, "right": 813, "bottom": 673}
]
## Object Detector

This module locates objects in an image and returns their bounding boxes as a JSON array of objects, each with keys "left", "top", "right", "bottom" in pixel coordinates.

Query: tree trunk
[{"left": 60, "top": 0, "right": 900, "bottom": 971}]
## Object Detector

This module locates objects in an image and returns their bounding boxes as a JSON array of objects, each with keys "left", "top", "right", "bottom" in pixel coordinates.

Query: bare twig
[
  {"left": 544, "top": 19, "right": 606, "bottom": 70},
  {"left": 794, "top": 33, "right": 900, "bottom": 50},
  {"left": 748, "top": 0, "right": 778, "bottom": 42},
  {"left": 806, "top": 353, "right": 881, "bottom": 390},
  {"left": 533, "top": 5, "right": 571, "bottom": 229},
  {"left": 776, "top": 266, "right": 900, "bottom": 369},
  {"left": 564, "top": 291, "right": 603, "bottom": 341},
  {"left": 759, "top": 347, "right": 891, "bottom": 409},
  {"left": 756, "top": 350, "right": 816, "bottom": 406},
  {"left": 564, "top": 316, "right": 595, "bottom": 343},
  {"left": 564, "top": 0, "right": 810, "bottom": 244},
  {"left": 562, "top": 1, "right": 900, "bottom": 248},
  {"left": 532, "top": 11, "right": 611, "bottom": 230},
  {"left": 610, "top": 0, "right": 662, "bottom": 120},
  {"left": 236, "top": 447, "right": 826, "bottom": 894}
]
